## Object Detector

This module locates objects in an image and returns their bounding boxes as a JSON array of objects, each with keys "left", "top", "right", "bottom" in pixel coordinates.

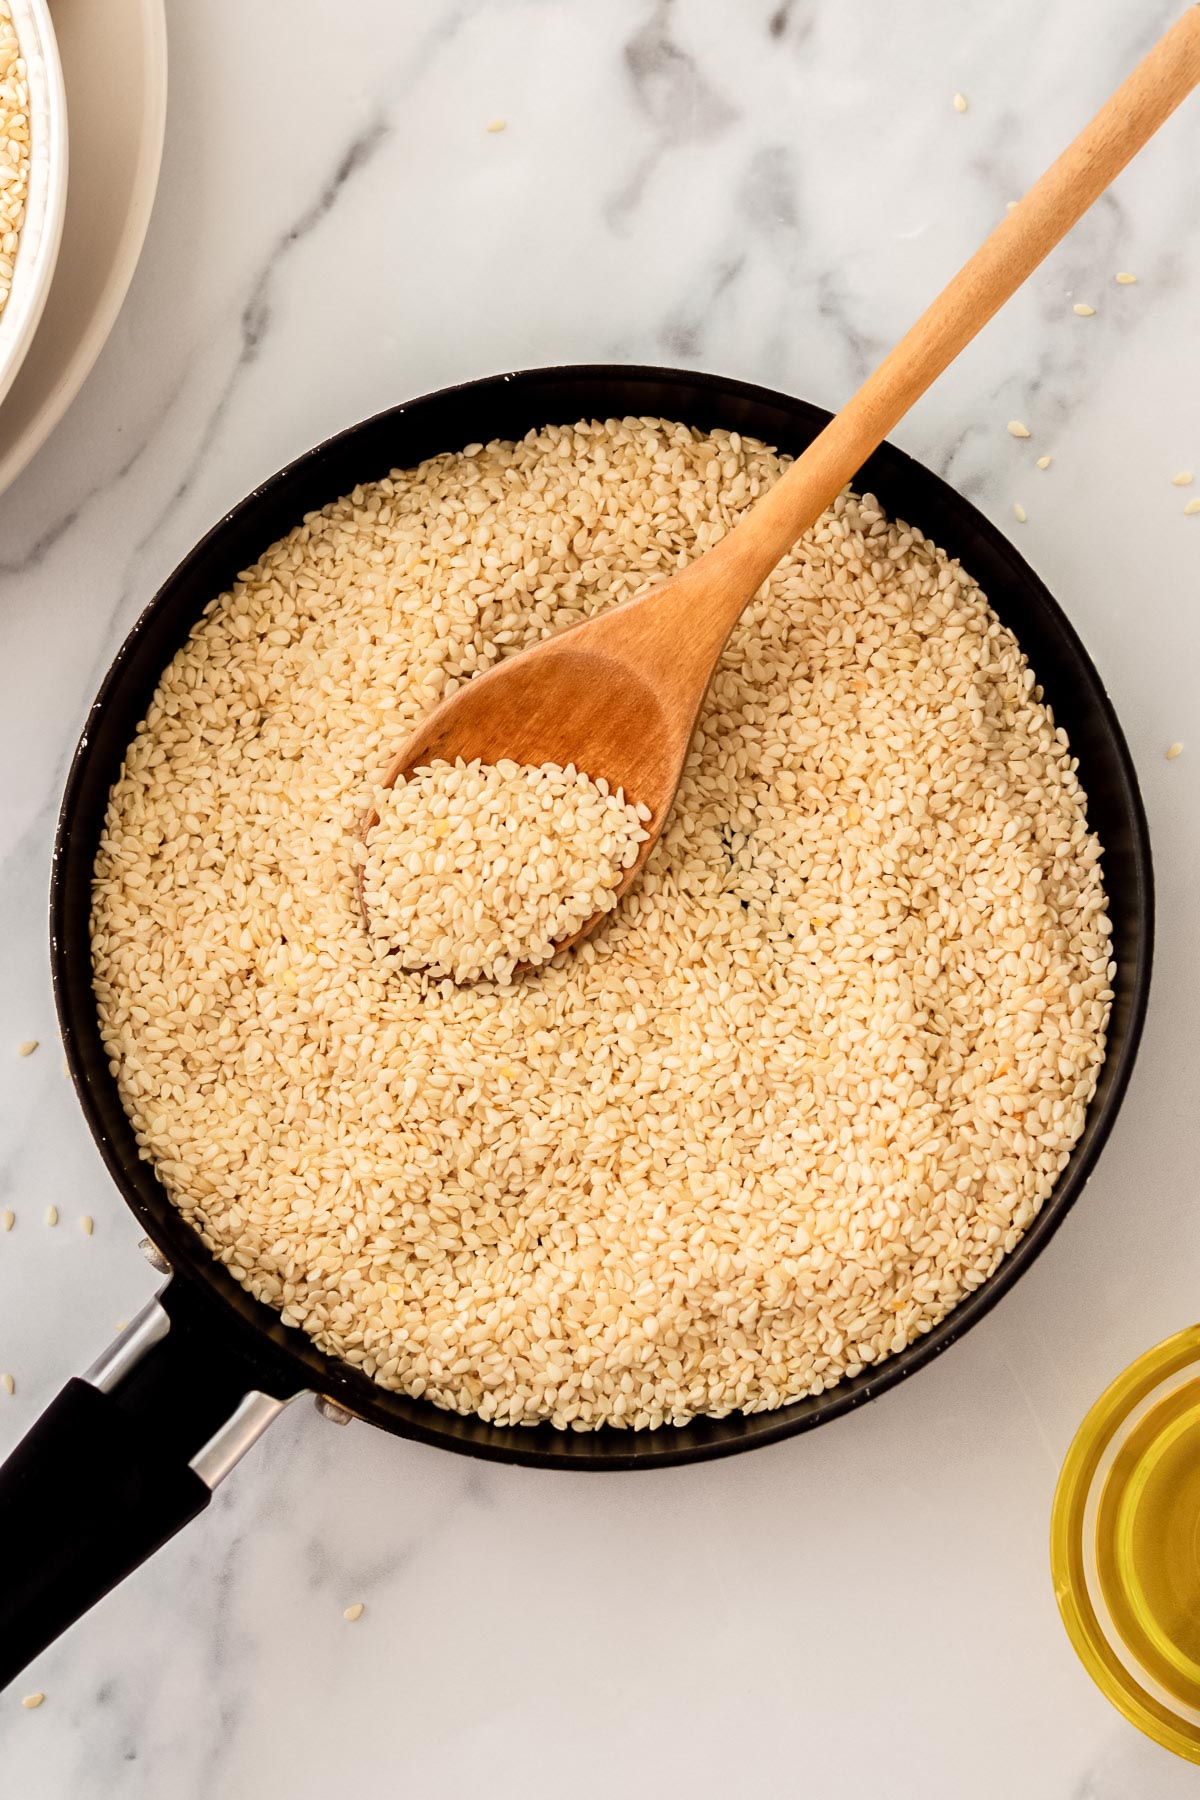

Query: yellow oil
[{"left": 1096, "top": 1377, "right": 1200, "bottom": 1709}]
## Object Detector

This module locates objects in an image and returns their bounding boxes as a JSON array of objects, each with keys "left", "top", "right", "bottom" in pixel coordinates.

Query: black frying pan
[{"left": 0, "top": 365, "right": 1153, "bottom": 1686}]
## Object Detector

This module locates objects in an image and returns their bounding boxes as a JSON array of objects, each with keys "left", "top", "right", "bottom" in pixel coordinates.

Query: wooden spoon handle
[{"left": 713, "top": 4, "right": 1200, "bottom": 600}]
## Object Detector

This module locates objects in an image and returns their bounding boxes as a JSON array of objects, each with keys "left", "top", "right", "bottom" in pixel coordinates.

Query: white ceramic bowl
[{"left": 0, "top": 0, "right": 68, "bottom": 410}]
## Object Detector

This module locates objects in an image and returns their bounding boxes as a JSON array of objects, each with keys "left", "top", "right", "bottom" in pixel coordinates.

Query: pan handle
[{"left": 0, "top": 1281, "right": 297, "bottom": 1688}]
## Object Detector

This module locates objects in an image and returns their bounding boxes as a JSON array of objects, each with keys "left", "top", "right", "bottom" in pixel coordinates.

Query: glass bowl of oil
[{"left": 1052, "top": 1323, "right": 1200, "bottom": 1763}]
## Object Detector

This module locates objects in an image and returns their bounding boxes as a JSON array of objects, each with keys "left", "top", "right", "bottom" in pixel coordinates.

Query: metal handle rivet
[
  {"left": 138, "top": 1237, "right": 171, "bottom": 1274},
  {"left": 314, "top": 1395, "right": 353, "bottom": 1426}
]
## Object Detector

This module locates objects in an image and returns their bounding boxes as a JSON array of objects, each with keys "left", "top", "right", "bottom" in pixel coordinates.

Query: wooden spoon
[{"left": 367, "top": 8, "right": 1200, "bottom": 964}]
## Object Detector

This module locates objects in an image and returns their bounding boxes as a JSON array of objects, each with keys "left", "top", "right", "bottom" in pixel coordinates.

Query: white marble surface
[{"left": 1, "top": 0, "right": 1198, "bottom": 1793}]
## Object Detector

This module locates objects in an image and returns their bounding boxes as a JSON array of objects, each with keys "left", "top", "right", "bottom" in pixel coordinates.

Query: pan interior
[{"left": 52, "top": 365, "right": 1152, "bottom": 1470}]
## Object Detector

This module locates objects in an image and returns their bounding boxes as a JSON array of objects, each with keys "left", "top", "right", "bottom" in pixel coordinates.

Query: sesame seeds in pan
[{"left": 91, "top": 419, "right": 1112, "bottom": 1432}]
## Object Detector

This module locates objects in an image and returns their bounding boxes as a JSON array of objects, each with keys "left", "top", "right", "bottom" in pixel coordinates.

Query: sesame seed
[
  {"left": 89, "top": 421, "right": 1111, "bottom": 1432},
  {"left": 1036, "top": 456, "right": 1052, "bottom": 470},
  {"left": 1, "top": 1209, "right": 13, "bottom": 1231},
  {"left": 1185, "top": 497, "right": 1200, "bottom": 516},
  {"left": 343, "top": 1602, "right": 365, "bottom": 1622},
  {"left": 953, "top": 92, "right": 968, "bottom": 112},
  {"left": 1166, "top": 742, "right": 1184, "bottom": 760},
  {"left": 486, "top": 117, "right": 506, "bottom": 133},
  {"left": 1171, "top": 470, "right": 1194, "bottom": 487},
  {"left": 364, "top": 762, "right": 649, "bottom": 984},
  {"left": 1115, "top": 271, "right": 1137, "bottom": 284},
  {"left": 0, "top": 4, "right": 31, "bottom": 338},
  {"left": 45, "top": 1206, "right": 58, "bottom": 1228},
  {"left": 21, "top": 1693, "right": 44, "bottom": 1710},
  {"left": 1073, "top": 302, "right": 1096, "bottom": 316},
  {"left": 17, "top": 1040, "right": 37, "bottom": 1057},
  {"left": 80, "top": 1214, "right": 94, "bottom": 1236},
  {"left": 1013, "top": 502, "right": 1028, "bottom": 522},
  {"left": 1007, "top": 420, "right": 1031, "bottom": 438},
  {"left": 1, "top": 1373, "right": 14, "bottom": 1396}
]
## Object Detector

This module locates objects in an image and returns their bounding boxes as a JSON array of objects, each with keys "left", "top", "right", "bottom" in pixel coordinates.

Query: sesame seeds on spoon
[{"left": 359, "top": 759, "right": 650, "bottom": 984}]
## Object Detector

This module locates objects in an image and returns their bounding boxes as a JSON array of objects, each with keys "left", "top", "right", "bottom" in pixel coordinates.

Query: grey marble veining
[{"left": 1, "top": 1, "right": 1198, "bottom": 1794}]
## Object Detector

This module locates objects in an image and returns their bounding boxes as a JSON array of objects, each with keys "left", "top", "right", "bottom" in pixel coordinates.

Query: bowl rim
[
  {"left": 0, "top": 0, "right": 69, "bottom": 409},
  {"left": 51, "top": 363, "right": 1155, "bottom": 1470}
]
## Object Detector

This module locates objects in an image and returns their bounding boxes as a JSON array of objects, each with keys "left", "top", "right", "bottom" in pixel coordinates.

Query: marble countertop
[{"left": 2, "top": 1, "right": 1198, "bottom": 1794}]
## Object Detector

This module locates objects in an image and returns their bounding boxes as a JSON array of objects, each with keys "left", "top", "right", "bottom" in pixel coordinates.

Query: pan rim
[{"left": 51, "top": 362, "right": 1154, "bottom": 1470}]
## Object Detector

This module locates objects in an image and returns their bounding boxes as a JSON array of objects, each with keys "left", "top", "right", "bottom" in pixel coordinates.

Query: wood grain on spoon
[{"left": 367, "top": 8, "right": 1200, "bottom": 964}]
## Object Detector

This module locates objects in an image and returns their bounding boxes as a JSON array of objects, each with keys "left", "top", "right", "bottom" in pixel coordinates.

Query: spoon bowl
[{"left": 364, "top": 561, "right": 720, "bottom": 956}]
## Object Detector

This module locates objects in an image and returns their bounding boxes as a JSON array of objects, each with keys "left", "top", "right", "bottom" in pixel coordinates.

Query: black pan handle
[{"left": 0, "top": 1279, "right": 296, "bottom": 1688}]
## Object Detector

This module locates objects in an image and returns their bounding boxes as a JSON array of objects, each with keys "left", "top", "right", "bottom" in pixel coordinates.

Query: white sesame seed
[
  {"left": 1073, "top": 302, "right": 1096, "bottom": 316},
  {"left": 1, "top": 1373, "right": 13, "bottom": 1396},
  {"left": 953, "top": 92, "right": 968, "bottom": 112},
  {"left": 0, "top": 5, "right": 30, "bottom": 335},
  {"left": 1166, "top": 742, "right": 1184, "bottom": 760},
  {"left": 45, "top": 1206, "right": 58, "bottom": 1228},
  {"left": 1185, "top": 497, "right": 1200, "bottom": 516},
  {"left": 1013, "top": 501, "right": 1028, "bottom": 522},
  {"left": 1115, "top": 271, "right": 1137, "bottom": 284},
  {"left": 343, "top": 1602, "right": 365, "bottom": 1622},
  {"left": 1036, "top": 456, "right": 1052, "bottom": 470},
  {"left": 364, "top": 762, "right": 649, "bottom": 984},
  {"left": 80, "top": 1214, "right": 94, "bottom": 1236},
  {"left": 17, "top": 1040, "right": 37, "bottom": 1057},
  {"left": 1171, "top": 470, "right": 1194, "bottom": 487},
  {"left": 21, "top": 1692, "right": 44, "bottom": 1709},
  {"left": 1, "top": 1209, "right": 13, "bottom": 1231},
  {"left": 1007, "top": 420, "right": 1031, "bottom": 438},
  {"left": 486, "top": 117, "right": 506, "bottom": 133},
  {"left": 90, "top": 420, "right": 1111, "bottom": 1431}
]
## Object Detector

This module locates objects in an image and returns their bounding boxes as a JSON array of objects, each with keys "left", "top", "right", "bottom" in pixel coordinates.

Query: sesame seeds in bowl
[
  {"left": 0, "top": 4, "right": 30, "bottom": 328},
  {"left": 0, "top": 0, "right": 66, "bottom": 409},
  {"left": 90, "top": 416, "right": 1114, "bottom": 1434}
]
